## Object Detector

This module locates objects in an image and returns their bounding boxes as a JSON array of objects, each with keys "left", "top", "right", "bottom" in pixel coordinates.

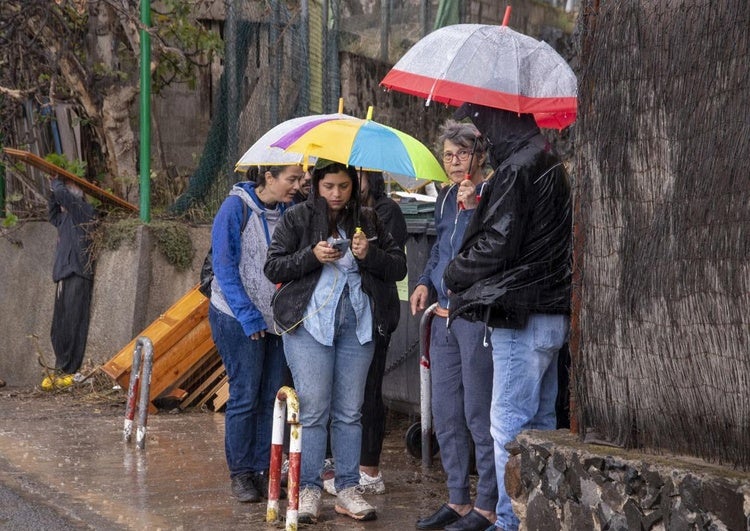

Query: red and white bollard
[
  {"left": 267, "top": 386, "right": 301, "bottom": 530},
  {"left": 123, "top": 336, "right": 154, "bottom": 450}
]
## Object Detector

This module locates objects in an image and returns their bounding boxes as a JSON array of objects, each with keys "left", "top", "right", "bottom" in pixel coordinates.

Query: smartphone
[{"left": 330, "top": 238, "right": 351, "bottom": 253}]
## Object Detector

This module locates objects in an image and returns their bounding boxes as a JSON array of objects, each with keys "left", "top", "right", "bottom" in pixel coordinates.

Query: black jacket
[
  {"left": 48, "top": 179, "right": 97, "bottom": 282},
  {"left": 444, "top": 104, "right": 572, "bottom": 327},
  {"left": 264, "top": 196, "right": 407, "bottom": 337}
]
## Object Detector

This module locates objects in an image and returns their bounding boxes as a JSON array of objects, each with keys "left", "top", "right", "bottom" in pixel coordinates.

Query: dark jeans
[
  {"left": 209, "top": 304, "right": 286, "bottom": 477},
  {"left": 360, "top": 332, "right": 390, "bottom": 467},
  {"left": 50, "top": 274, "right": 93, "bottom": 374}
]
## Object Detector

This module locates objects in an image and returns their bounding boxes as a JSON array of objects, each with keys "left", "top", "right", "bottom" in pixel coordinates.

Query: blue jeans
[
  {"left": 490, "top": 313, "right": 569, "bottom": 531},
  {"left": 283, "top": 292, "right": 374, "bottom": 492},
  {"left": 209, "top": 304, "right": 286, "bottom": 477},
  {"left": 430, "top": 316, "right": 497, "bottom": 511}
]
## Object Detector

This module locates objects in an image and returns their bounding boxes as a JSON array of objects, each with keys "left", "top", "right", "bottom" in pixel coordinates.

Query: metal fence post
[
  {"left": 123, "top": 336, "right": 154, "bottom": 450},
  {"left": 420, "top": 303, "right": 438, "bottom": 469},
  {"left": 267, "top": 386, "right": 301, "bottom": 531}
]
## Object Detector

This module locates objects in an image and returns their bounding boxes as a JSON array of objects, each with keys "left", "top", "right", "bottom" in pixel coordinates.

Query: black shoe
[
  {"left": 253, "top": 470, "right": 286, "bottom": 500},
  {"left": 231, "top": 472, "right": 261, "bottom": 503},
  {"left": 444, "top": 509, "right": 494, "bottom": 531},
  {"left": 416, "top": 504, "right": 461, "bottom": 530}
]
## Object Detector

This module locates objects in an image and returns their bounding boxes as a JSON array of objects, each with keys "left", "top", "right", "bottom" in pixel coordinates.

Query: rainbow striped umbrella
[{"left": 271, "top": 110, "right": 447, "bottom": 182}]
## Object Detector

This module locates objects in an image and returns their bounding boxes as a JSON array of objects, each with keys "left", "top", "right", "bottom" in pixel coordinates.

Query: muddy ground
[{"left": 0, "top": 373, "right": 472, "bottom": 530}]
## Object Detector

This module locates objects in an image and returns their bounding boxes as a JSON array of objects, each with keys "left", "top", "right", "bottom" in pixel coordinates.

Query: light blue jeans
[
  {"left": 490, "top": 313, "right": 569, "bottom": 531},
  {"left": 283, "top": 292, "right": 375, "bottom": 492}
]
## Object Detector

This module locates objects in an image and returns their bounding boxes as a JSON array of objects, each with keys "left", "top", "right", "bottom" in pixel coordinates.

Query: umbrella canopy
[
  {"left": 271, "top": 113, "right": 447, "bottom": 182},
  {"left": 235, "top": 113, "right": 356, "bottom": 171},
  {"left": 380, "top": 23, "right": 577, "bottom": 129}
]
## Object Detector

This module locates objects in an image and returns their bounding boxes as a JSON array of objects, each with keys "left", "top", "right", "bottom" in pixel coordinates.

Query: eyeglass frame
[{"left": 441, "top": 149, "right": 478, "bottom": 163}]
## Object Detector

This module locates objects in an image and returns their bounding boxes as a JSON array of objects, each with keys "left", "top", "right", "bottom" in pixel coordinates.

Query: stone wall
[{"left": 509, "top": 431, "right": 750, "bottom": 530}]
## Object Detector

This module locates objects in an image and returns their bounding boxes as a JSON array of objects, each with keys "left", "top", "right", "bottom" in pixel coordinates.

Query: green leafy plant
[{"left": 44, "top": 153, "right": 87, "bottom": 178}]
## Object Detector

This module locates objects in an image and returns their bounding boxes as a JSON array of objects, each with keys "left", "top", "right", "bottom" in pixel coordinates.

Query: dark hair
[
  {"left": 256, "top": 165, "right": 287, "bottom": 186},
  {"left": 361, "top": 171, "right": 386, "bottom": 206},
  {"left": 312, "top": 161, "right": 360, "bottom": 237}
]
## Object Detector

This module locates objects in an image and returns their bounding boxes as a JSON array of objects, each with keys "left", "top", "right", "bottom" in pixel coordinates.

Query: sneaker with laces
[
  {"left": 298, "top": 487, "right": 322, "bottom": 523},
  {"left": 335, "top": 485, "right": 377, "bottom": 521},
  {"left": 321, "top": 458, "right": 336, "bottom": 495},
  {"left": 358, "top": 470, "right": 386, "bottom": 494},
  {"left": 231, "top": 472, "right": 261, "bottom": 503}
]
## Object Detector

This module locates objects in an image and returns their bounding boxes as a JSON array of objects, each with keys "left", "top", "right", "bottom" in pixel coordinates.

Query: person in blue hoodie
[
  {"left": 207, "top": 164, "right": 303, "bottom": 503},
  {"left": 410, "top": 121, "right": 498, "bottom": 531}
]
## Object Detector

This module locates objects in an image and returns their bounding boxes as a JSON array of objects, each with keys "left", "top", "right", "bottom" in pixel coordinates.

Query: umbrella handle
[{"left": 458, "top": 174, "right": 471, "bottom": 210}]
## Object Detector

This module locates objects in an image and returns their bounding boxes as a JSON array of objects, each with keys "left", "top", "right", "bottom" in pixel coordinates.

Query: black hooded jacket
[
  {"left": 443, "top": 104, "right": 572, "bottom": 327},
  {"left": 263, "top": 167, "right": 407, "bottom": 337}
]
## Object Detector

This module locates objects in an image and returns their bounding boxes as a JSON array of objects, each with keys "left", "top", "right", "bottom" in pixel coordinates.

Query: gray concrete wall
[{"left": 0, "top": 221, "right": 211, "bottom": 387}]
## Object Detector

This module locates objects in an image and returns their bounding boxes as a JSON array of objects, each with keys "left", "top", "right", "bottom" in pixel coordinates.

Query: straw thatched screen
[{"left": 574, "top": 1, "right": 750, "bottom": 469}]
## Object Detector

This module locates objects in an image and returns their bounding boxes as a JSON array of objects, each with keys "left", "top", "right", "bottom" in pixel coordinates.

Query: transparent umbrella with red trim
[{"left": 380, "top": 9, "right": 577, "bottom": 130}]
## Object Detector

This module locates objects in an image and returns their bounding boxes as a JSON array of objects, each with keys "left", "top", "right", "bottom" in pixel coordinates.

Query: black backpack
[{"left": 199, "top": 200, "right": 249, "bottom": 298}]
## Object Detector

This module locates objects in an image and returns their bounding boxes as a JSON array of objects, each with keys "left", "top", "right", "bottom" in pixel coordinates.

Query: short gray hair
[{"left": 437, "top": 119, "right": 487, "bottom": 154}]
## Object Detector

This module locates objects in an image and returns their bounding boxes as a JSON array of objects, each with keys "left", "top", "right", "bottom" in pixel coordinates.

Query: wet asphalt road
[{"left": 0, "top": 383, "right": 453, "bottom": 530}]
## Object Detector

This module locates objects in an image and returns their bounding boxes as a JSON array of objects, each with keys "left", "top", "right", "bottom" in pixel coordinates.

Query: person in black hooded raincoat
[
  {"left": 444, "top": 103, "right": 572, "bottom": 531},
  {"left": 264, "top": 160, "right": 406, "bottom": 524}
]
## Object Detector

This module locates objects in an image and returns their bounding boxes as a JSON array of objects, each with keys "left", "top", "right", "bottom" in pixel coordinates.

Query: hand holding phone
[{"left": 330, "top": 238, "right": 351, "bottom": 253}]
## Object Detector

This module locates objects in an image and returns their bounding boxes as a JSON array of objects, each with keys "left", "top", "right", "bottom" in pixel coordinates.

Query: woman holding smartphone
[{"left": 264, "top": 160, "right": 406, "bottom": 524}]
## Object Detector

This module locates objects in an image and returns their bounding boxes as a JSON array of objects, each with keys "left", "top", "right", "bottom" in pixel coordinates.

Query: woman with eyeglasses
[{"left": 409, "top": 120, "right": 498, "bottom": 531}]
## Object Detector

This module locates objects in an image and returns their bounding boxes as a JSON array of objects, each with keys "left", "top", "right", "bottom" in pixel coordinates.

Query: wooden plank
[
  {"left": 2, "top": 147, "right": 138, "bottom": 212},
  {"left": 101, "top": 287, "right": 209, "bottom": 381},
  {"left": 182, "top": 364, "right": 226, "bottom": 409},
  {"left": 194, "top": 375, "right": 228, "bottom": 410},
  {"left": 101, "top": 286, "right": 218, "bottom": 409},
  {"left": 210, "top": 381, "right": 230, "bottom": 411}
]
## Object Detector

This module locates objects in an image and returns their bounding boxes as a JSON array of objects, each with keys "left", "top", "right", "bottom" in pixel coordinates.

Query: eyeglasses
[{"left": 442, "top": 149, "right": 473, "bottom": 163}]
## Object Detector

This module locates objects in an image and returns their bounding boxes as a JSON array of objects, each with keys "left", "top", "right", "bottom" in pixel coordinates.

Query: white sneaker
[
  {"left": 298, "top": 487, "right": 322, "bottom": 523},
  {"left": 335, "top": 485, "right": 376, "bottom": 521},
  {"left": 358, "top": 470, "right": 386, "bottom": 494},
  {"left": 321, "top": 458, "right": 337, "bottom": 495}
]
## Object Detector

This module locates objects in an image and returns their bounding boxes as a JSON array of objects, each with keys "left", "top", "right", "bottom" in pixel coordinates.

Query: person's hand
[
  {"left": 457, "top": 179, "right": 478, "bottom": 209},
  {"left": 410, "top": 285, "right": 429, "bottom": 315},
  {"left": 352, "top": 229, "right": 369, "bottom": 260},
  {"left": 250, "top": 330, "right": 266, "bottom": 340},
  {"left": 313, "top": 241, "right": 342, "bottom": 263}
]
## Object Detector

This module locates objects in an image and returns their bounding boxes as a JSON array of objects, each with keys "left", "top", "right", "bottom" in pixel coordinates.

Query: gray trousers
[{"left": 430, "top": 316, "right": 497, "bottom": 511}]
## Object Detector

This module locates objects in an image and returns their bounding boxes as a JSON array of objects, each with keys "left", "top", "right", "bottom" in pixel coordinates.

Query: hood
[
  {"left": 229, "top": 180, "right": 285, "bottom": 216},
  {"left": 454, "top": 102, "right": 541, "bottom": 167}
]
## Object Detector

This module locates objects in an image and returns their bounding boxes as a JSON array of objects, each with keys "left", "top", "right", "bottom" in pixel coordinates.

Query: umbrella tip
[
  {"left": 338, "top": 97, "right": 344, "bottom": 114},
  {"left": 366, "top": 106, "right": 374, "bottom": 120},
  {"left": 502, "top": 6, "right": 511, "bottom": 26}
]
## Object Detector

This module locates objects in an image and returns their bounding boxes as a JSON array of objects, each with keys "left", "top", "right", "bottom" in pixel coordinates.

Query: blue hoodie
[
  {"left": 209, "top": 181, "right": 287, "bottom": 336},
  {"left": 417, "top": 181, "right": 486, "bottom": 308}
]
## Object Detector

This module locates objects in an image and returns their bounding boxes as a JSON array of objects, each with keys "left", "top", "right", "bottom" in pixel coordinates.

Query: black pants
[
  {"left": 50, "top": 274, "right": 93, "bottom": 374},
  {"left": 360, "top": 332, "right": 390, "bottom": 467}
]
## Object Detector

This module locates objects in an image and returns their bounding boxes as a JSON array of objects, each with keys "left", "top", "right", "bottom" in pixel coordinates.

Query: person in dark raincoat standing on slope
[{"left": 444, "top": 103, "right": 573, "bottom": 531}]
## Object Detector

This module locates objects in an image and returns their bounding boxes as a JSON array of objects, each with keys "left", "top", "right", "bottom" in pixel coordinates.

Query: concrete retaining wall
[
  {"left": 0, "top": 221, "right": 211, "bottom": 387},
  {"left": 509, "top": 430, "right": 750, "bottom": 531}
]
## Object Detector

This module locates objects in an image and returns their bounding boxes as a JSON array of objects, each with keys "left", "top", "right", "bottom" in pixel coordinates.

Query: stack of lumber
[{"left": 101, "top": 286, "right": 229, "bottom": 413}]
